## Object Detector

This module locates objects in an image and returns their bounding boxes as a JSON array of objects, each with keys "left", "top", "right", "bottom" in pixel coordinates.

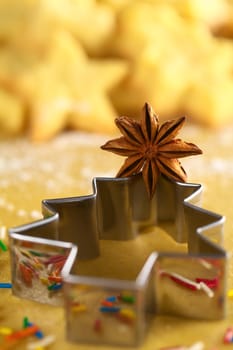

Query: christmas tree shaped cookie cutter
[{"left": 9, "top": 173, "right": 227, "bottom": 347}]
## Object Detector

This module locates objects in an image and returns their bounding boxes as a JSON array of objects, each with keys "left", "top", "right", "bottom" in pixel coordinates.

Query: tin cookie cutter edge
[{"left": 9, "top": 174, "right": 227, "bottom": 347}]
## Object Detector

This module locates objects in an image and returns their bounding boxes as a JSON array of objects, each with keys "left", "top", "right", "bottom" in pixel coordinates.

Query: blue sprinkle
[
  {"left": 27, "top": 322, "right": 44, "bottom": 339},
  {"left": 0, "top": 283, "right": 12, "bottom": 288},
  {"left": 35, "top": 330, "right": 44, "bottom": 339},
  {"left": 106, "top": 296, "right": 117, "bottom": 302},
  {"left": 51, "top": 283, "right": 62, "bottom": 290},
  {"left": 99, "top": 306, "right": 120, "bottom": 313}
]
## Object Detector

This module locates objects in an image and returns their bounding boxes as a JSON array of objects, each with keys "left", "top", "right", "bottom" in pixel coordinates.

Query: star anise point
[{"left": 101, "top": 103, "right": 202, "bottom": 199}]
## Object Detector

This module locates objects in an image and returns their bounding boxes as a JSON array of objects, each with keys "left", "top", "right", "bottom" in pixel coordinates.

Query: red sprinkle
[
  {"left": 93, "top": 319, "right": 102, "bottom": 332},
  {"left": 101, "top": 300, "right": 114, "bottom": 307},
  {"left": 169, "top": 275, "right": 197, "bottom": 291},
  {"left": 19, "top": 263, "right": 33, "bottom": 286},
  {"left": 6, "top": 325, "right": 39, "bottom": 341},
  {"left": 195, "top": 277, "right": 218, "bottom": 289},
  {"left": 44, "top": 255, "right": 67, "bottom": 265},
  {"left": 223, "top": 327, "right": 233, "bottom": 343},
  {"left": 48, "top": 275, "right": 62, "bottom": 283}
]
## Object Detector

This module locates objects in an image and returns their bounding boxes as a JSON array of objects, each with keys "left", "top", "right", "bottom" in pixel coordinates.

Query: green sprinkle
[
  {"left": 48, "top": 283, "right": 57, "bottom": 291},
  {"left": 48, "top": 284, "right": 53, "bottom": 291},
  {"left": 121, "top": 295, "right": 135, "bottom": 304},
  {"left": 48, "top": 283, "right": 62, "bottom": 291},
  {"left": 0, "top": 240, "right": 7, "bottom": 252},
  {"left": 28, "top": 250, "right": 45, "bottom": 257},
  {"left": 23, "top": 316, "right": 29, "bottom": 328}
]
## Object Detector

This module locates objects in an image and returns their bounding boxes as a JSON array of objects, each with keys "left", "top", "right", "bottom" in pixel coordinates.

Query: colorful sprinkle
[
  {"left": 106, "top": 296, "right": 117, "bottom": 302},
  {"left": 117, "top": 310, "right": 135, "bottom": 324},
  {"left": 223, "top": 327, "right": 233, "bottom": 343},
  {"left": 26, "top": 334, "right": 55, "bottom": 350},
  {"left": 101, "top": 300, "right": 114, "bottom": 307},
  {"left": 48, "top": 275, "right": 62, "bottom": 283},
  {"left": 0, "top": 226, "right": 7, "bottom": 241},
  {"left": 99, "top": 306, "right": 120, "bottom": 313},
  {"left": 118, "top": 308, "right": 135, "bottom": 320},
  {"left": 0, "top": 327, "right": 13, "bottom": 335},
  {"left": 47, "top": 283, "right": 62, "bottom": 291},
  {"left": 93, "top": 319, "right": 102, "bottom": 333},
  {"left": 20, "top": 249, "right": 33, "bottom": 259},
  {"left": 0, "top": 239, "right": 7, "bottom": 251},
  {"left": 0, "top": 283, "right": 12, "bottom": 288},
  {"left": 71, "top": 304, "right": 87, "bottom": 313},
  {"left": 14, "top": 246, "right": 67, "bottom": 299},
  {"left": 21, "top": 241, "right": 33, "bottom": 248},
  {"left": 98, "top": 294, "right": 137, "bottom": 325},
  {"left": 188, "top": 342, "right": 204, "bottom": 350},
  {"left": 160, "top": 270, "right": 214, "bottom": 297},
  {"left": 162, "top": 272, "right": 199, "bottom": 291},
  {"left": 40, "top": 277, "right": 49, "bottom": 285},
  {"left": 23, "top": 316, "right": 30, "bottom": 328},
  {"left": 19, "top": 263, "right": 33, "bottom": 286},
  {"left": 195, "top": 277, "right": 218, "bottom": 289},
  {"left": 24, "top": 319, "right": 44, "bottom": 339},
  {"left": 227, "top": 289, "right": 233, "bottom": 298},
  {"left": 120, "top": 294, "right": 135, "bottom": 304},
  {"left": 199, "top": 282, "right": 214, "bottom": 298},
  {"left": 28, "top": 250, "right": 48, "bottom": 257},
  {"left": 6, "top": 324, "right": 39, "bottom": 341},
  {"left": 44, "top": 254, "right": 67, "bottom": 265}
]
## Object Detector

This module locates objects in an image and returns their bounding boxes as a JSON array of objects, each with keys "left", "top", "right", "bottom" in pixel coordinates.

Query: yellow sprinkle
[
  {"left": 35, "top": 347, "right": 44, "bottom": 350},
  {"left": 40, "top": 277, "right": 49, "bottom": 285},
  {"left": 228, "top": 289, "right": 233, "bottom": 297},
  {"left": 0, "top": 327, "right": 13, "bottom": 335},
  {"left": 33, "top": 262, "right": 43, "bottom": 270},
  {"left": 119, "top": 308, "right": 136, "bottom": 319},
  {"left": 20, "top": 249, "right": 32, "bottom": 258},
  {"left": 71, "top": 304, "right": 87, "bottom": 313}
]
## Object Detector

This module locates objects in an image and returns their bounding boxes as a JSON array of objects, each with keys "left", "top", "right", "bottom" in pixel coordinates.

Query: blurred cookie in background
[{"left": 0, "top": 0, "right": 232, "bottom": 140}]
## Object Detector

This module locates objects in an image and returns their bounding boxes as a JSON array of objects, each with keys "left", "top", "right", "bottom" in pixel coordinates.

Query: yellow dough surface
[{"left": 0, "top": 126, "right": 233, "bottom": 349}]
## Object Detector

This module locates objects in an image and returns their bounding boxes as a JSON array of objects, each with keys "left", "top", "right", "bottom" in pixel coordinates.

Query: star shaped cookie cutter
[{"left": 9, "top": 174, "right": 227, "bottom": 347}]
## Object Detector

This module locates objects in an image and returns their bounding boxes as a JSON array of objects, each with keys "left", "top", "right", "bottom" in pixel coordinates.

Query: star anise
[{"left": 101, "top": 102, "right": 202, "bottom": 199}]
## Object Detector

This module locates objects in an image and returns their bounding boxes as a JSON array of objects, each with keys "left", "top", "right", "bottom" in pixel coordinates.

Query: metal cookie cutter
[{"left": 9, "top": 174, "right": 226, "bottom": 347}]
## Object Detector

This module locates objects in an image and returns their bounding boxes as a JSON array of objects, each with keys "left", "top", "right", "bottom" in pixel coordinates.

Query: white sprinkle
[
  {"left": 0, "top": 226, "right": 7, "bottom": 240},
  {"left": 17, "top": 209, "right": 27, "bottom": 217},
  {"left": 6, "top": 203, "right": 15, "bottom": 211},
  {"left": 161, "top": 270, "right": 214, "bottom": 298},
  {"left": 199, "top": 259, "right": 212, "bottom": 270},
  {"left": 162, "top": 270, "right": 201, "bottom": 290},
  {"left": 199, "top": 282, "right": 214, "bottom": 298},
  {"left": 188, "top": 341, "right": 205, "bottom": 350},
  {"left": 30, "top": 210, "right": 42, "bottom": 219},
  {"left": 27, "top": 334, "right": 56, "bottom": 350}
]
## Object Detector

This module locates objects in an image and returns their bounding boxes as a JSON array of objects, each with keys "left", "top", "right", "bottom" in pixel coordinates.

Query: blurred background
[{"left": 0, "top": 0, "right": 233, "bottom": 141}]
